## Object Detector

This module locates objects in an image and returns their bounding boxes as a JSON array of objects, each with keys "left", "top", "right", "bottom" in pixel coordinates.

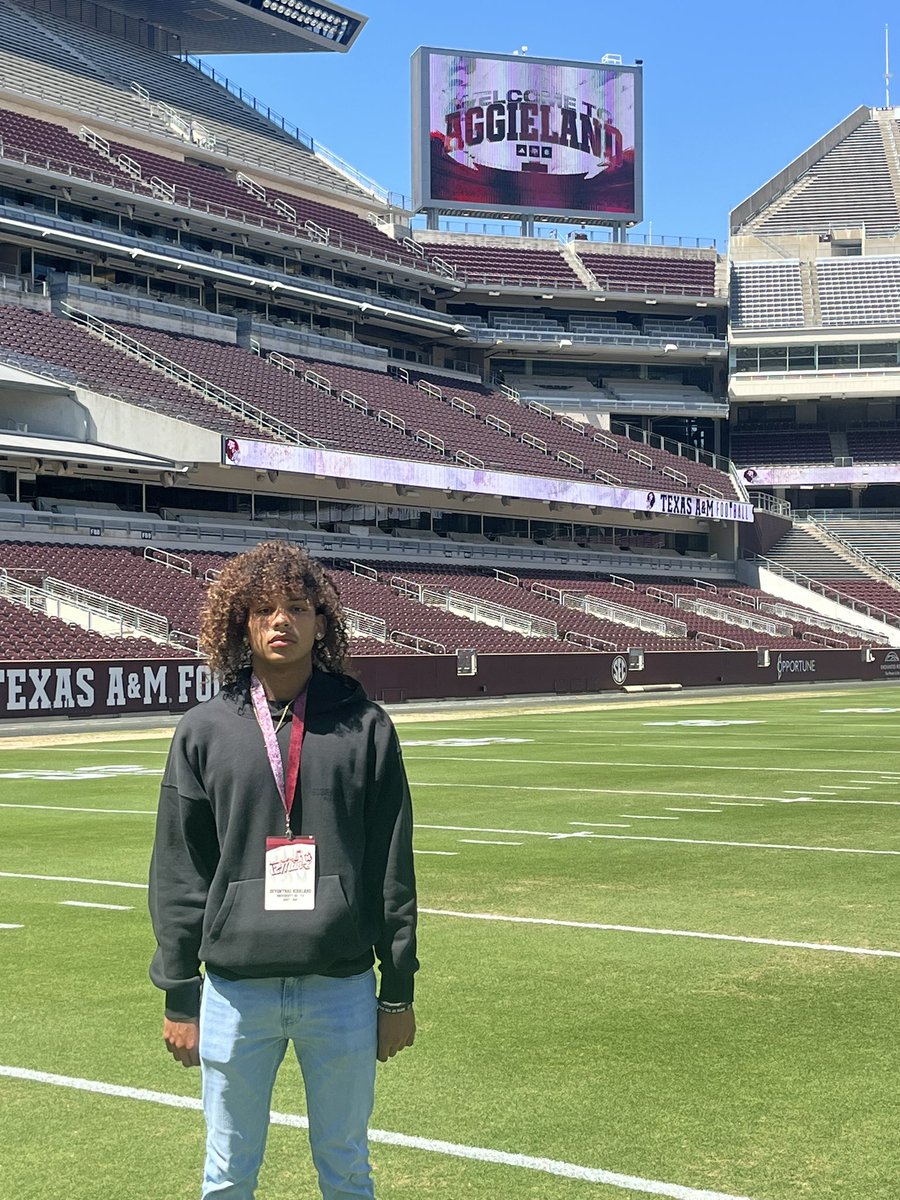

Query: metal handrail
[
  {"left": 61, "top": 304, "right": 322, "bottom": 447},
  {"left": 749, "top": 492, "right": 792, "bottom": 516},
  {"left": 578, "top": 592, "right": 688, "bottom": 638},
  {"left": 800, "top": 515, "right": 900, "bottom": 586},
  {"left": 747, "top": 553, "right": 900, "bottom": 631},
  {"left": 181, "top": 54, "right": 407, "bottom": 208},
  {"left": 42, "top": 575, "right": 168, "bottom": 640},
  {"left": 675, "top": 594, "right": 791, "bottom": 636}
]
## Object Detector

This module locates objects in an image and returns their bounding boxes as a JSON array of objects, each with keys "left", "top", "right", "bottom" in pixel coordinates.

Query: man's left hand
[{"left": 377, "top": 1007, "right": 416, "bottom": 1062}]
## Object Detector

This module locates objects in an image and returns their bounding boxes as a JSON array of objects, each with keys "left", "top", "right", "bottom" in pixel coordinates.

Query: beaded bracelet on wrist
[{"left": 377, "top": 999, "right": 413, "bottom": 1013}]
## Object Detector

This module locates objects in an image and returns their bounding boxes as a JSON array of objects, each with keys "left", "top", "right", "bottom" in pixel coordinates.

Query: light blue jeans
[{"left": 199, "top": 969, "right": 377, "bottom": 1199}]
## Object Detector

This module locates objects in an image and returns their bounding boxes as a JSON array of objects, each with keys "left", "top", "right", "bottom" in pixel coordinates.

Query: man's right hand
[{"left": 163, "top": 1018, "right": 200, "bottom": 1068}]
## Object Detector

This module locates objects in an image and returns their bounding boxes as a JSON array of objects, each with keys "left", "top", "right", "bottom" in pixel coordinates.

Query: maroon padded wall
[{"left": 2, "top": 649, "right": 896, "bottom": 718}]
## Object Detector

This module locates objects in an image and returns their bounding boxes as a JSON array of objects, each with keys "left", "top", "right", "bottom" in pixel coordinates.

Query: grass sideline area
[{"left": 2, "top": 686, "right": 900, "bottom": 1199}]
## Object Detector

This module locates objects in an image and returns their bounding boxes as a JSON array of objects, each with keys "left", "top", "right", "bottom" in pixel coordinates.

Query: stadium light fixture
[{"left": 257, "top": 0, "right": 354, "bottom": 43}]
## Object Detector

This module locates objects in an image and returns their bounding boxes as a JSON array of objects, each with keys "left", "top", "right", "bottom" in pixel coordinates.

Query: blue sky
[{"left": 207, "top": 1, "right": 893, "bottom": 247}]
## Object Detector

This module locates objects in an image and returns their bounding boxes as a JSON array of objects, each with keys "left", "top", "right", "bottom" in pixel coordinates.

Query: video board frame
[{"left": 411, "top": 46, "right": 643, "bottom": 225}]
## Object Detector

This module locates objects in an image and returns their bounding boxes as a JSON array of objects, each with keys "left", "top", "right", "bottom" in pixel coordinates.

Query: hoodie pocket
[{"left": 205, "top": 874, "right": 361, "bottom": 974}]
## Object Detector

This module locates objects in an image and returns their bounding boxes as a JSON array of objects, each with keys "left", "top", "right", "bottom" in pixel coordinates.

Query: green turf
[{"left": 2, "top": 686, "right": 900, "bottom": 1198}]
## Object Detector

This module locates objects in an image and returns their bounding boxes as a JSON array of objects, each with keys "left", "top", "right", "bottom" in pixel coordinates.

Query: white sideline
[
  {"left": 418, "top": 908, "right": 900, "bottom": 959},
  {"left": 0, "top": 1065, "right": 756, "bottom": 1200},
  {"left": 60, "top": 901, "right": 132, "bottom": 911}
]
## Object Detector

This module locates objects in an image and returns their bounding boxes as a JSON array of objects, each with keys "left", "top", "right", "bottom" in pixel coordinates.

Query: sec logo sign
[{"left": 610, "top": 656, "right": 629, "bottom": 686}]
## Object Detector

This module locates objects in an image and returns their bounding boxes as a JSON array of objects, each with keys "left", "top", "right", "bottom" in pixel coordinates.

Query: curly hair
[{"left": 200, "top": 541, "right": 350, "bottom": 687}]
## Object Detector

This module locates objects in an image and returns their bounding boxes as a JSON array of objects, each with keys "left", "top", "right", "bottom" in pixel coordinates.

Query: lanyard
[{"left": 250, "top": 674, "right": 308, "bottom": 838}]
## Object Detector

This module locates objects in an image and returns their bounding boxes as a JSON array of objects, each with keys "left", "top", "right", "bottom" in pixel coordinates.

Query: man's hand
[
  {"left": 377, "top": 1008, "right": 415, "bottom": 1063},
  {"left": 163, "top": 1018, "right": 200, "bottom": 1068}
]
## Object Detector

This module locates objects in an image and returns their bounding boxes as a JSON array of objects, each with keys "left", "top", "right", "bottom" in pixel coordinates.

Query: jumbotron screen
[{"left": 412, "top": 47, "right": 642, "bottom": 223}]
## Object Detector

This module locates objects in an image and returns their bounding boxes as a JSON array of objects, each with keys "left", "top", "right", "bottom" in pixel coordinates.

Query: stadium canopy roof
[
  {"left": 0, "top": 433, "right": 189, "bottom": 474},
  {"left": 108, "top": 0, "right": 367, "bottom": 55}
]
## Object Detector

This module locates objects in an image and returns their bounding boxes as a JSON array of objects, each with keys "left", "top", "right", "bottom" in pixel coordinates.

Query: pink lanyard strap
[{"left": 250, "top": 675, "right": 308, "bottom": 837}]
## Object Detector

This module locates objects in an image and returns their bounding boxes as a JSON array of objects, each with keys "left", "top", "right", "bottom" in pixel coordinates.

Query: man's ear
[{"left": 315, "top": 613, "right": 327, "bottom": 641}]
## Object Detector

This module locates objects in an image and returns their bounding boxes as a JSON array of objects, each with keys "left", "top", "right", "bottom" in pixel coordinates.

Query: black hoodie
[{"left": 149, "top": 669, "right": 418, "bottom": 1021}]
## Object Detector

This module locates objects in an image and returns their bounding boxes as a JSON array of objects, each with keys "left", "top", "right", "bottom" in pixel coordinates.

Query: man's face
[{"left": 246, "top": 590, "right": 324, "bottom": 671}]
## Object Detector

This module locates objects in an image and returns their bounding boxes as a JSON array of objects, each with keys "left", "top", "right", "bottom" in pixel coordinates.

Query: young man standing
[{"left": 149, "top": 541, "right": 418, "bottom": 1199}]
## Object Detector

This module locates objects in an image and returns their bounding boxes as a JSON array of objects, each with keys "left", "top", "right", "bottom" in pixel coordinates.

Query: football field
[{"left": 2, "top": 685, "right": 900, "bottom": 1200}]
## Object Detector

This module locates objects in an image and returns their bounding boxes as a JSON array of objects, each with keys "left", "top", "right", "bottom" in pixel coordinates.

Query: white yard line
[
  {"left": 0, "top": 923, "right": 23, "bottom": 930},
  {"left": 60, "top": 901, "right": 132, "bottom": 911},
  {"left": 0, "top": 803, "right": 155, "bottom": 815},
  {"left": 568, "top": 822, "right": 632, "bottom": 828},
  {"left": 620, "top": 815, "right": 680, "bottom": 821},
  {"left": 491, "top": 740, "right": 900, "bottom": 756},
  {"left": 412, "top": 782, "right": 795, "bottom": 803},
  {"left": 0, "top": 871, "right": 149, "bottom": 889},
  {"left": 35, "top": 748, "right": 169, "bottom": 754},
  {"left": 415, "top": 825, "right": 900, "bottom": 857},
  {"left": 419, "top": 909, "right": 900, "bottom": 960},
  {"left": 413, "top": 850, "right": 459, "bottom": 857},
  {"left": 406, "top": 755, "right": 900, "bottom": 778},
  {"left": 783, "top": 790, "right": 836, "bottom": 795},
  {"left": 459, "top": 839, "right": 522, "bottom": 846},
  {"left": 665, "top": 809, "right": 723, "bottom": 814},
  {"left": 779, "top": 798, "right": 900, "bottom": 807},
  {"left": 0, "top": 1066, "right": 755, "bottom": 1200},
  {"left": 716, "top": 803, "right": 766, "bottom": 808},
  {"left": 2, "top": 867, "right": 897, "bottom": 966}
]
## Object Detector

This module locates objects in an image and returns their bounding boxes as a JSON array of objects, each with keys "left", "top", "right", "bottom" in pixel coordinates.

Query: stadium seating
[
  {"left": 0, "top": 595, "right": 191, "bottom": 659},
  {"left": 729, "top": 429, "right": 834, "bottom": 465},
  {"left": 764, "top": 528, "right": 868, "bottom": 578},
  {"left": 412, "top": 243, "right": 582, "bottom": 288},
  {"left": 845, "top": 429, "right": 900, "bottom": 462},
  {"left": 0, "top": 103, "right": 428, "bottom": 274},
  {"left": 743, "top": 112, "right": 900, "bottom": 237},
  {"left": 809, "top": 515, "right": 900, "bottom": 577},
  {"left": 0, "top": 542, "right": 206, "bottom": 631},
  {"left": 0, "top": 304, "right": 269, "bottom": 440},
  {"left": 817, "top": 258, "right": 900, "bottom": 326},
  {"left": 730, "top": 261, "right": 805, "bottom": 329},
  {"left": 813, "top": 579, "right": 900, "bottom": 618},
  {"left": 364, "top": 563, "right": 869, "bottom": 651},
  {"left": 573, "top": 251, "right": 716, "bottom": 296},
  {"left": 109, "top": 324, "right": 477, "bottom": 467},
  {"left": 404, "top": 367, "right": 737, "bottom": 496},
  {"left": 0, "top": 1, "right": 373, "bottom": 199}
]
